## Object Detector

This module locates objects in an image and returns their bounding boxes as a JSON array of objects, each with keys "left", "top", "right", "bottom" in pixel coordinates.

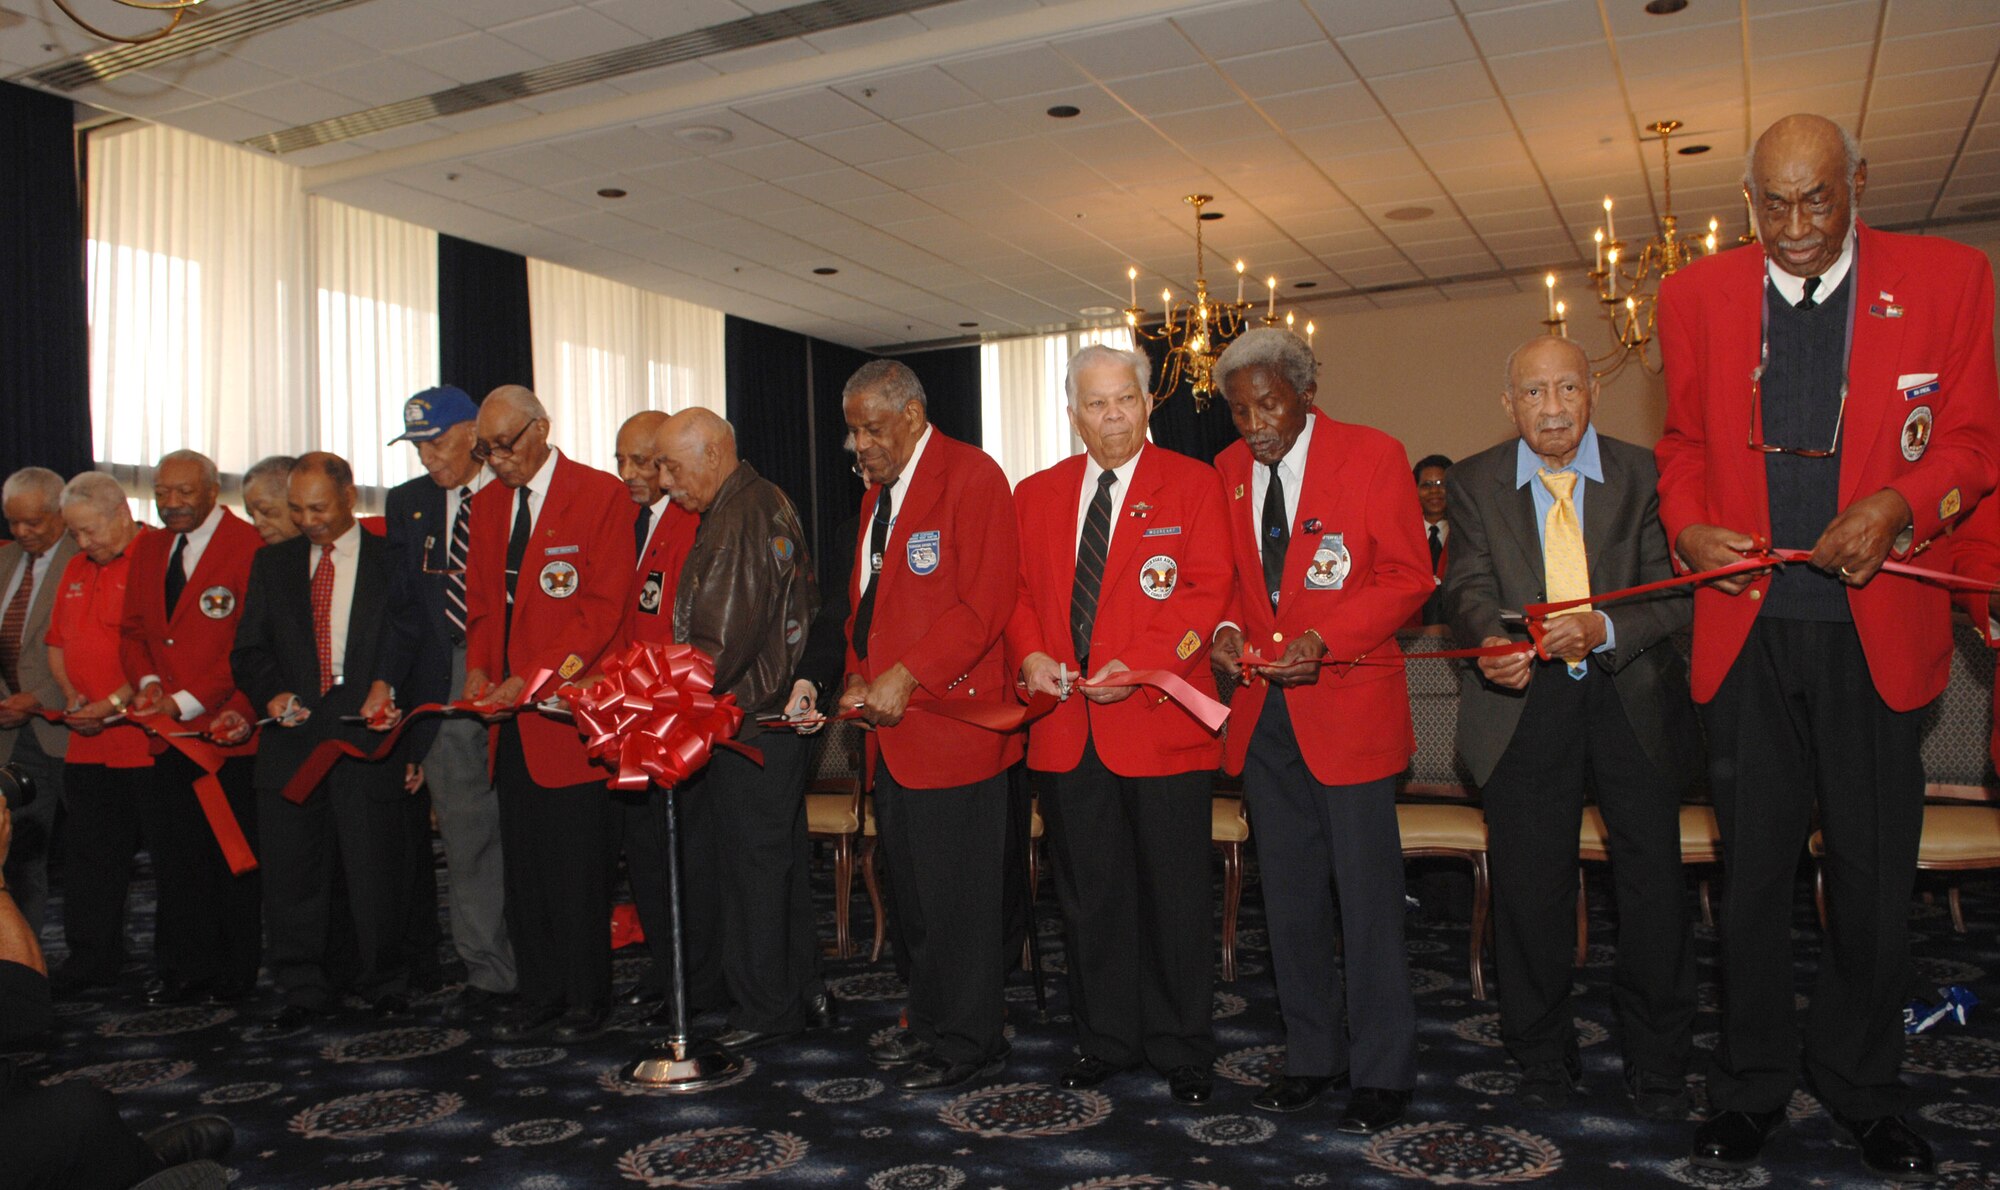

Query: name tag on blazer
[{"left": 1897, "top": 373, "right": 1939, "bottom": 400}]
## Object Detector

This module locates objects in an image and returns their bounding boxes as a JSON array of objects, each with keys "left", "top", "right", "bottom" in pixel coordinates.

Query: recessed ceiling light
[
  {"left": 1644, "top": 0, "right": 1688, "bottom": 12},
  {"left": 812, "top": 267, "right": 839, "bottom": 275},
  {"left": 958, "top": 321, "right": 979, "bottom": 327},
  {"left": 1676, "top": 144, "right": 1711, "bottom": 156},
  {"left": 1079, "top": 305, "right": 1118, "bottom": 316},
  {"left": 596, "top": 188, "right": 627, "bottom": 198},
  {"left": 1292, "top": 281, "right": 1318, "bottom": 289},
  {"left": 1047, "top": 105, "right": 1081, "bottom": 118},
  {"left": 674, "top": 124, "right": 733, "bottom": 146},
  {"left": 1384, "top": 206, "right": 1434, "bottom": 221},
  {"left": 1198, "top": 211, "right": 1225, "bottom": 221}
]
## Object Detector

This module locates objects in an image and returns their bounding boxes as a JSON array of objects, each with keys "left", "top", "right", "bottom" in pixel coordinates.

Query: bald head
[
  {"left": 615, "top": 410, "right": 671, "bottom": 506},
  {"left": 1747, "top": 113, "right": 1865, "bottom": 280},
  {"left": 653, "top": 408, "right": 739, "bottom": 514},
  {"left": 475, "top": 385, "right": 551, "bottom": 488}
]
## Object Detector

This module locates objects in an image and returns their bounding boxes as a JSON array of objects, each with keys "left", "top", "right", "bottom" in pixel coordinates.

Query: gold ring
[{"left": 1838, "top": 565, "right": 1854, "bottom": 579}]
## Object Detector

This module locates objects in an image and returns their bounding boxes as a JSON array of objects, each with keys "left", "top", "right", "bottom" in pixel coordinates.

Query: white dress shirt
[
  {"left": 1765, "top": 227, "right": 1856, "bottom": 306},
  {"left": 308, "top": 524, "right": 363, "bottom": 687},
  {"left": 1252, "top": 412, "right": 1316, "bottom": 541},
  {"left": 441, "top": 468, "right": 492, "bottom": 546},
  {"left": 147, "top": 504, "right": 228, "bottom": 720},
  {"left": 1073, "top": 444, "right": 1145, "bottom": 553},
  {"left": 639, "top": 493, "right": 672, "bottom": 557},
  {"left": 858, "top": 425, "right": 934, "bottom": 598}
]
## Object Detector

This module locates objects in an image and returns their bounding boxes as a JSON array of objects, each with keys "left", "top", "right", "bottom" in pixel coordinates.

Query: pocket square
[{"left": 1897, "top": 373, "right": 1938, "bottom": 388}]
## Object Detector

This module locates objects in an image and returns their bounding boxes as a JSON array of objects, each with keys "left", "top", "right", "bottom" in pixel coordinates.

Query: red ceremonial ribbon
[
  {"left": 1074, "top": 668, "right": 1231, "bottom": 733},
  {"left": 568, "top": 642, "right": 759, "bottom": 791}
]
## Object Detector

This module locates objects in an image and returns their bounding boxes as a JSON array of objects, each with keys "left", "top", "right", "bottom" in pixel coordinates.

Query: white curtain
[
  {"left": 980, "top": 325, "right": 1136, "bottom": 488},
  {"left": 528, "top": 260, "right": 726, "bottom": 469},
  {"left": 87, "top": 121, "right": 439, "bottom": 511}
]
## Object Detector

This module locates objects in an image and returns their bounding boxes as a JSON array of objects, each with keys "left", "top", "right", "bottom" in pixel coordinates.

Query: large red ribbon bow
[{"left": 569, "top": 642, "right": 758, "bottom": 791}]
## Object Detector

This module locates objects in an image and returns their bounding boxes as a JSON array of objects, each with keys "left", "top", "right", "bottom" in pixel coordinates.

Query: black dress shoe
[
  {"left": 714, "top": 1026, "right": 801, "bottom": 1051},
  {"left": 1831, "top": 1113, "right": 1937, "bottom": 1183},
  {"left": 371, "top": 993, "right": 413, "bottom": 1018},
  {"left": 1337, "top": 1087, "right": 1412, "bottom": 1134},
  {"left": 870, "top": 1032, "right": 934, "bottom": 1069},
  {"left": 442, "top": 986, "right": 510, "bottom": 1022},
  {"left": 1623, "top": 1065, "right": 1692, "bottom": 1121},
  {"left": 1691, "top": 1108, "right": 1786, "bottom": 1170},
  {"left": 1167, "top": 1064, "right": 1213, "bottom": 1105},
  {"left": 267, "top": 1003, "right": 326, "bottom": 1029},
  {"left": 48, "top": 963, "right": 116, "bottom": 997},
  {"left": 804, "top": 988, "right": 839, "bottom": 1029},
  {"left": 895, "top": 1052, "right": 1006, "bottom": 1092},
  {"left": 141, "top": 1115, "right": 235, "bottom": 1166},
  {"left": 619, "top": 984, "right": 667, "bottom": 1010},
  {"left": 1252, "top": 1073, "right": 1344, "bottom": 1113},
  {"left": 490, "top": 1002, "right": 564, "bottom": 1042},
  {"left": 144, "top": 977, "right": 209, "bottom": 1006},
  {"left": 205, "top": 978, "right": 256, "bottom": 1004},
  {"left": 1516, "top": 1054, "right": 1584, "bottom": 1109},
  {"left": 1057, "top": 1055, "right": 1122, "bottom": 1089},
  {"left": 550, "top": 1006, "right": 610, "bottom": 1043}
]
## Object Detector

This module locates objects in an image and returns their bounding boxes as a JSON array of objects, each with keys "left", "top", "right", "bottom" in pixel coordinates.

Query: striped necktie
[
  {"left": 1070, "top": 469, "right": 1117, "bottom": 667},
  {"left": 445, "top": 487, "right": 470, "bottom": 637}
]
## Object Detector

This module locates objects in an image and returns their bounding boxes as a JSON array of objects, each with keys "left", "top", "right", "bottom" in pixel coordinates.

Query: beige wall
[{"left": 1287, "top": 225, "right": 2000, "bottom": 468}]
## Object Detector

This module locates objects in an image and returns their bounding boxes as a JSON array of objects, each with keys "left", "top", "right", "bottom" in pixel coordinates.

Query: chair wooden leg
[
  {"left": 1574, "top": 869, "right": 1588, "bottom": 969},
  {"left": 829, "top": 834, "right": 854, "bottom": 959},
  {"left": 1219, "top": 841, "right": 1242, "bottom": 983},
  {"left": 1469, "top": 851, "right": 1491, "bottom": 1002},
  {"left": 1813, "top": 862, "right": 1827, "bottom": 932},
  {"left": 1698, "top": 878, "right": 1714, "bottom": 928},
  {"left": 1949, "top": 883, "right": 1966, "bottom": 934},
  {"left": 860, "top": 837, "right": 886, "bottom": 963}
]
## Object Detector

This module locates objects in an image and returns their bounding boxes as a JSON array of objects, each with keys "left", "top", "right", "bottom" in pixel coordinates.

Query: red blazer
[
  {"left": 1657, "top": 224, "right": 2000, "bottom": 710},
  {"left": 844, "top": 429, "right": 1022, "bottom": 789},
  {"left": 1005, "top": 444, "right": 1232, "bottom": 776},
  {"left": 1944, "top": 495, "right": 2000, "bottom": 770},
  {"left": 120, "top": 508, "right": 260, "bottom": 755},
  {"left": 465, "top": 452, "right": 635, "bottom": 787},
  {"left": 622, "top": 502, "right": 699, "bottom": 647},
  {"left": 1215, "top": 410, "right": 1433, "bottom": 786}
]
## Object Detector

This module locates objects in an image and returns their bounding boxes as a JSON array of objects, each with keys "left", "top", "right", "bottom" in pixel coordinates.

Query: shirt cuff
[
  {"left": 170, "top": 690, "right": 205, "bottom": 721},
  {"left": 1591, "top": 613, "right": 1616, "bottom": 656},
  {"left": 1214, "top": 621, "right": 1241, "bottom": 642},
  {"left": 138, "top": 674, "right": 162, "bottom": 693}
]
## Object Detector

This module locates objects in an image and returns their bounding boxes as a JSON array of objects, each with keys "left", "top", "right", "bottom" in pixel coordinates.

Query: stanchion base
[{"left": 620, "top": 1037, "right": 743, "bottom": 1091}]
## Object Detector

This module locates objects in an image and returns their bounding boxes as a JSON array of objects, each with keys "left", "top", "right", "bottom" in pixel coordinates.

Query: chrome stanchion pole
[{"left": 620, "top": 781, "right": 741, "bottom": 1088}]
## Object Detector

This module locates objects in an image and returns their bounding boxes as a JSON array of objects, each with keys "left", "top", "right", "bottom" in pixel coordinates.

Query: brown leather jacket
[{"left": 672, "top": 462, "right": 817, "bottom": 727}]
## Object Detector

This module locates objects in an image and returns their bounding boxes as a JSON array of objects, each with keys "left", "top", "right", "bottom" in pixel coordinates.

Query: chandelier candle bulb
[
  {"left": 1128, "top": 266, "right": 1138, "bottom": 309},
  {"left": 1305, "top": 320, "right": 1315, "bottom": 348},
  {"left": 1162, "top": 290, "right": 1173, "bottom": 330},
  {"left": 1545, "top": 273, "right": 1557, "bottom": 319},
  {"left": 1556, "top": 300, "right": 1567, "bottom": 336},
  {"left": 1285, "top": 310, "right": 1295, "bottom": 330},
  {"left": 1706, "top": 232, "right": 1717, "bottom": 254},
  {"left": 1605, "top": 248, "right": 1619, "bottom": 298},
  {"left": 1594, "top": 229, "right": 1604, "bottom": 272},
  {"left": 1603, "top": 196, "right": 1616, "bottom": 244},
  {"left": 1266, "top": 276, "right": 1277, "bottom": 319},
  {"left": 1235, "top": 259, "right": 1246, "bottom": 305}
]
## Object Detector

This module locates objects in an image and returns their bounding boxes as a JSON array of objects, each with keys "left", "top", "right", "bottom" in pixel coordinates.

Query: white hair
[
  {"left": 1213, "top": 327, "right": 1318, "bottom": 396},
  {"left": 1064, "top": 344, "right": 1153, "bottom": 409},
  {"left": 158, "top": 448, "right": 220, "bottom": 488},
  {"left": 61, "top": 471, "right": 131, "bottom": 518},
  {"left": 2, "top": 467, "right": 65, "bottom": 509}
]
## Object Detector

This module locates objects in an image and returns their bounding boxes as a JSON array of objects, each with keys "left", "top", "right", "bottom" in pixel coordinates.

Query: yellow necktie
[{"left": 1538, "top": 468, "right": 1590, "bottom": 667}]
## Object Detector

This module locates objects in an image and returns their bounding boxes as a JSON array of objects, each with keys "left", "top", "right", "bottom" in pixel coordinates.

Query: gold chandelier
[
  {"left": 1543, "top": 120, "right": 1728, "bottom": 380},
  {"left": 1121, "top": 195, "right": 1307, "bottom": 410},
  {"left": 51, "top": 0, "right": 205, "bottom": 45}
]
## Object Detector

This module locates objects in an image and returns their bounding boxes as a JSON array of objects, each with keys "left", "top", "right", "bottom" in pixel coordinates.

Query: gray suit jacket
[
  {"left": 0, "top": 535, "right": 79, "bottom": 761},
  {"left": 1443, "top": 433, "right": 1695, "bottom": 788}
]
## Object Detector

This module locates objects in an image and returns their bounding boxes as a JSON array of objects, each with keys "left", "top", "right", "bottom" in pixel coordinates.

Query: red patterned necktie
[
  {"left": 312, "top": 543, "right": 336, "bottom": 696},
  {"left": 0, "top": 558, "right": 34, "bottom": 693}
]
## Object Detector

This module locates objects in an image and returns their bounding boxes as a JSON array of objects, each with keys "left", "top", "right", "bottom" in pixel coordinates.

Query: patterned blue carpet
[{"left": 11, "top": 843, "right": 2000, "bottom": 1189}]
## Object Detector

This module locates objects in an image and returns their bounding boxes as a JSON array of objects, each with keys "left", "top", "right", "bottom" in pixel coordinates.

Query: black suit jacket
[
  {"left": 382, "top": 474, "right": 461, "bottom": 754},
  {"left": 231, "top": 530, "right": 399, "bottom": 790},
  {"left": 1443, "top": 433, "right": 1696, "bottom": 788}
]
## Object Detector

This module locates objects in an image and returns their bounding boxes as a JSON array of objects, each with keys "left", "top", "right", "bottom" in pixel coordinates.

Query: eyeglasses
[
  {"left": 1746, "top": 366, "right": 1847, "bottom": 458},
  {"left": 419, "top": 534, "right": 466, "bottom": 576},
  {"left": 1416, "top": 479, "right": 1446, "bottom": 489},
  {"left": 472, "top": 417, "right": 541, "bottom": 463}
]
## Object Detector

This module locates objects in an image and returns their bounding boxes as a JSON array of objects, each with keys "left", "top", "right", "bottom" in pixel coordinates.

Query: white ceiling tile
[
  {"left": 491, "top": 6, "right": 643, "bottom": 60},
  {"left": 1171, "top": 0, "right": 1330, "bottom": 60},
  {"left": 1465, "top": 0, "right": 1605, "bottom": 57},
  {"left": 1867, "top": 97, "right": 1979, "bottom": 140},
  {"left": 1368, "top": 62, "right": 1497, "bottom": 112},
  {"left": 1055, "top": 21, "right": 1203, "bottom": 81},
  {"left": 899, "top": 107, "right": 1025, "bottom": 151},
  {"left": 1256, "top": 82, "right": 1383, "bottom": 129},
  {"left": 803, "top": 122, "right": 933, "bottom": 165},
  {"left": 910, "top": 0, "right": 1041, "bottom": 32},
  {"left": 469, "top": 187, "right": 594, "bottom": 224},
  {"left": 1216, "top": 42, "right": 1358, "bottom": 99},
  {"left": 602, "top": 60, "right": 723, "bottom": 97},
  {"left": 1301, "top": 0, "right": 1456, "bottom": 38},
  {"left": 165, "top": 104, "right": 291, "bottom": 143},
  {"left": 712, "top": 140, "right": 843, "bottom": 181},
  {"left": 1486, "top": 43, "right": 1620, "bottom": 96},
  {"left": 1868, "top": 64, "right": 1994, "bottom": 113},
  {"left": 734, "top": 89, "right": 879, "bottom": 137},
  {"left": 1626, "top": 63, "right": 1741, "bottom": 111},
  {"left": 395, "top": 32, "right": 547, "bottom": 85},
  {"left": 1605, "top": 0, "right": 1740, "bottom": 36},
  {"left": 1505, "top": 86, "right": 1626, "bottom": 129},
  {"left": 1437, "top": 160, "right": 1547, "bottom": 191},
  {"left": 1886, "top": 2, "right": 2000, "bottom": 38},
  {"left": 311, "top": 56, "right": 459, "bottom": 106},
  {"left": 705, "top": 39, "right": 820, "bottom": 74},
  {"left": 311, "top": 3, "right": 475, "bottom": 53},
  {"left": 224, "top": 82, "right": 360, "bottom": 128},
  {"left": 942, "top": 46, "right": 1087, "bottom": 100},
  {"left": 1340, "top": 18, "right": 1477, "bottom": 77},
  {"left": 801, "top": 13, "right": 929, "bottom": 53},
  {"left": 1878, "top": 25, "right": 2000, "bottom": 74},
  {"left": 1105, "top": 64, "right": 1242, "bottom": 117},
  {"left": 1746, "top": 0, "right": 1881, "bottom": 56},
  {"left": 225, "top": 25, "right": 379, "bottom": 77},
  {"left": 1619, "top": 22, "right": 1747, "bottom": 78},
  {"left": 1395, "top": 99, "right": 1520, "bottom": 145},
  {"left": 587, "top": 0, "right": 748, "bottom": 40},
  {"left": 147, "top": 52, "right": 292, "bottom": 102},
  {"left": 1292, "top": 116, "right": 1411, "bottom": 160},
  {"left": 835, "top": 67, "right": 983, "bottom": 119},
  {"left": 470, "top": 143, "right": 597, "bottom": 185},
  {"left": 772, "top": 168, "right": 897, "bottom": 203}
]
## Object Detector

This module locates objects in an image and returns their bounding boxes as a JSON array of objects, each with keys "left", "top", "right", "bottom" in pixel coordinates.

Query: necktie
[
  {"left": 0, "top": 558, "right": 35, "bottom": 693},
  {"left": 164, "top": 533, "right": 189, "bottom": 618},
  {"left": 444, "top": 487, "right": 470, "bottom": 638},
  {"left": 1261, "top": 464, "right": 1289, "bottom": 610},
  {"left": 1796, "top": 275, "right": 1821, "bottom": 310},
  {"left": 311, "top": 543, "right": 336, "bottom": 696},
  {"left": 1428, "top": 523, "right": 1443, "bottom": 571},
  {"left": 1070, "top": 469, "right": 1117, "bottom": 667},
  {"left": 851, "top": 477, "right": 896, "bottom": 661},
  {"left": 1537, "top": 468, "right": 1591, "bottom": 675},
  {"left": 634, "top": 503, "right": 653, "bottom": 558},
  {"left": 504, "top": 486, "right": 532, "bottom": 604}
]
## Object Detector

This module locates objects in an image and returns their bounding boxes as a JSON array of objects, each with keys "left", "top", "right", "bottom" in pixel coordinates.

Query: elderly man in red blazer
[
  {"left": 120, "top": 449, "right": 263, "bottom": 1007},
  {"left": 1210, "top": 328, "right": 1432, "bottom": 1133},
  {"left": 838, "top": 358, "right": 1021, "bottom": 1092},
  {"left": 463, "top": 385, "right": 635, "bottom": 1044},
  {"left": 1007, "top": 343, "right": 1232, "bottom": 1106},
  {"left": 1657, "top": 114, "right": 2000, "bottom": 1181}
]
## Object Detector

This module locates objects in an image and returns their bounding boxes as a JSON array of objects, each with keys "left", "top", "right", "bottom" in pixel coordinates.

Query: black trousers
[
  {"left": 398, "top": 783, "right": 443, "bottom": 987},
  {"left": 1482, "top": 660, "right": 1693, "bottom": 1075},
  {"left": 608, "top": 786, "right": 677, "bottom": 998},
  {"left": 494, "top": 723, "right": 611, "bottom": 1015},
  {"left": 144, "top": 753, "right": 260, "bottom": 989},
  {"left": 874, "top": 764, "right": 1009, "bottom": 1065},
  {"left": 2, "top": 729, "right": 64, "bottom": 936},
  {"left": 1242, "top": 693, "right": 1416, "bottom": 1088},
  {"left": 678, "top": 730, "right": 821, "bottom": 1032},
  {"left": 258, "top": 758, "right": 409, "bottom": 1008},
  {"left": 0, "top": 1080, "right": 160, "bottom": 1190},
  {"left": 1042, "top": 739, "right": 1214, "bottom": 1073},
  {"left": 1703, "top": 617, "right": 1926, "bottom": 1118},
  {"left": 57, "top": 763, "right": 145, "bottom": 981}
]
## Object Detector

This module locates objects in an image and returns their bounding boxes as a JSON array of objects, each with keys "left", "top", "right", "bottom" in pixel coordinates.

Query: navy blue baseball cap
[{"left": 389, "top": 386, "right": 478, "bottom": 444}]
